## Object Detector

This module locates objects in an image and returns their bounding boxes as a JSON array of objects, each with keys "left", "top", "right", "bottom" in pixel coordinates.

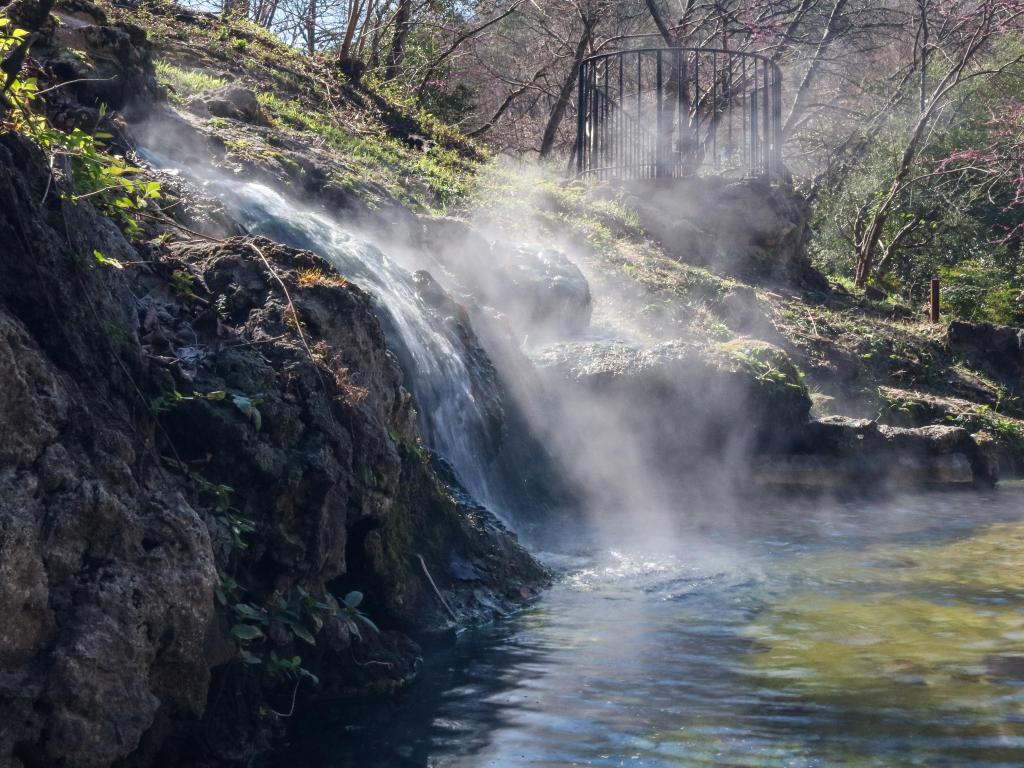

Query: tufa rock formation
[{"left": 0, "top": 130, "right": 547, "bottom": 767}]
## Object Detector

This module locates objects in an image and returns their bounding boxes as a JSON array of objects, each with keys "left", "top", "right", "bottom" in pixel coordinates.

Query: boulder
[
  {"left": 187, "top": 85, "right": 265, "bottom": 125},
  {"left": 618, "top": 176, "right": 828, "bottom": 289},
  {"left": 760, "top": 416, "right": 997, "bottom": 488},
  {"left": 947, "top": 319, "right": 1024, "bottom": 380},
  {"left": 714, "top": 284, "right": 782, "bottom": 340},
  {"left": 37, "top": 0, "right": 156, "bottom": 115}
]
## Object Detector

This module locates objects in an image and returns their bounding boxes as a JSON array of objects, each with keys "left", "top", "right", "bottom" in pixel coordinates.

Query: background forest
[{"left": 176, "top": 0, "right": 1024, "bottom": 324}]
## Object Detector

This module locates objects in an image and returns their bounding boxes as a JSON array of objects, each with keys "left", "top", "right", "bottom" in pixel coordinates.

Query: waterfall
[
  {"left": 142, "top": 154, "right": 501, "bottom": 514},
  {"left": 230, "top": 184, "right": 501, "bottom": 508}
]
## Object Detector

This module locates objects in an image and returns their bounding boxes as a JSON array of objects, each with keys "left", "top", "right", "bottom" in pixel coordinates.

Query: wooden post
[{"left": 930, "top": 277, "right": 940, "bottom": 324}]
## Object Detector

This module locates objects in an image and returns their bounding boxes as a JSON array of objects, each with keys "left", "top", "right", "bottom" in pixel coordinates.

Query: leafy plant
[
  {"left": 226, "top": 585, "right": 379, "bottom": 686},
  {"left": 193, "top": 475, "right": 255, "bottom": 554},
  {"left": 92, "top": 249, "right": 124, "bottom": 269},
  {"left": 2, "top": 19, "right": 161, "bottom": 236},
  {"left": 170, "top": 269, "right": 199, "bottom": 299},
  {"left": 150, "top": 388, "right": 262, "bottom": 431},
  {"left": 262, "top": 651, "right": 318, "bottom": 684},
  {"left": 338, "top": 590, "right": 380, "bottom": 639}
]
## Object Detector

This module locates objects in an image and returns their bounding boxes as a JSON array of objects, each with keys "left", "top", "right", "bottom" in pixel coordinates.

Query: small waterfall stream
[
  {"left": 143, "top": 153, "right": 502, "bottom": 513},
  {"left": 213, "top": 182, "right": 498, "bottom": 505}
]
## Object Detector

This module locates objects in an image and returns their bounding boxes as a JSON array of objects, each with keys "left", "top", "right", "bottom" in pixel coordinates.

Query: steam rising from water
[{"left": 140, "top": 133, "right": 785, "bottom": 549}]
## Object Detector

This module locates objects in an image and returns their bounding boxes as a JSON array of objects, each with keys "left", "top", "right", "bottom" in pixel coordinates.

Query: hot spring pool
[{"left": 271, "top": 489, "right": 1024, "bottom": 767}]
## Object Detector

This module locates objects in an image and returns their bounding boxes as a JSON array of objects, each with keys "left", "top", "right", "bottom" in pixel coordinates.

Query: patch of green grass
[
  {"left": 990, "top": 416, "right": 1024, "bottom": 441},
  {"left": 877, "top": 387, "right": 935, "bottom": 424},
  {"left": 718, "top": 339, "right": 807, "bottom": 394},
  {"left": 154, "top": 60, "right": 227, "bottom": 102},
  {"left": 255, "top": 91, "right": 477, "bottom": 212}
]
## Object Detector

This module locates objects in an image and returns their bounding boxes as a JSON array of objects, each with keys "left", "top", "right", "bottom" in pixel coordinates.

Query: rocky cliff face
[{"left": 0, "top": 128, "right": 546, "bottom": 767}]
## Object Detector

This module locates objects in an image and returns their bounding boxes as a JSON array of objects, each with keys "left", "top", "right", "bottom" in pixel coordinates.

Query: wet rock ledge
[{"left": 0, "top": 131, "right": 547, "bottom": 768}]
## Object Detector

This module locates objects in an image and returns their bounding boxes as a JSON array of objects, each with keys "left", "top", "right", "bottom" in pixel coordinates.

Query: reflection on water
[{"left": 275, "top": 491, "right": 1024, "bottom": 767}]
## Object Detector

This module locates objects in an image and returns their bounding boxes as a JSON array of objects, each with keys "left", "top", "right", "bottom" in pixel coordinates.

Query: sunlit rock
[
  {"left": 421, "top": 216, "right": 593, "bottom": 339},
  {"left": 947, "top": 319, "right": 1024, "bottom": 380},
  {"left": 759, "top": 416, "right": 997, "bottom": 488},
  {"left": 187, "top": 85, "right": 266, "bottom": 125}
]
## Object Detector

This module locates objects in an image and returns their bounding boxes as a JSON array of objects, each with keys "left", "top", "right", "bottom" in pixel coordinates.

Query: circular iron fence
[{"left": 576, "top": 48, "right": 783, "bottom": 181}]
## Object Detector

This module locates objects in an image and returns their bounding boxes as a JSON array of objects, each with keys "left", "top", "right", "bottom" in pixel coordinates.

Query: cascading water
[
  {"left": 141, "top": 152, "right": 500, "bottom": 513},
  {"left": 214, "top": 183, "right": 498, "bottom": 504}
]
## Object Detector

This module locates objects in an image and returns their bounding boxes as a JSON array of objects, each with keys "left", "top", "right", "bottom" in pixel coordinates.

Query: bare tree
[{"left": 853, "top": 0, "right": 1024, "bottom": 285}]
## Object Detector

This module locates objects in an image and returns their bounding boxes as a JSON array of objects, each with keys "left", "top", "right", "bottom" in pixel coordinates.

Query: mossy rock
[{"left": 713, "top": 338, "right": 811, "bottom": 430}]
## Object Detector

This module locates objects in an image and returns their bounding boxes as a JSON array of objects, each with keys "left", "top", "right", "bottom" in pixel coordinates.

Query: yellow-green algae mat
[{"left": 743, "top": 522, "right": 1024, "bottom": 744}]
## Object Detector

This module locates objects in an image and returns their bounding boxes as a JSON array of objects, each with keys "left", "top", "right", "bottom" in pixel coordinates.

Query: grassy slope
[
  {"left": 119, "top": 1, "right": 1023, "bottom": 462},
  {"left": 121, "top": 0, "right": 482, "bottom": 213}
]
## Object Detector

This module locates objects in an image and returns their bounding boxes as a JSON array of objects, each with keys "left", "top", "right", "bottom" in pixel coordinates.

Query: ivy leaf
[
  {"left": 233, "top": 603, "right": 266, "bottom": 622},
  {"left": 357, "top": 613, "right": 380, "bottom": 635},
  {"left": 106, "top": 165, "right": 145, "bottom": 176},
  {"left": 231, "top": 394, "right": 262, "bottom": 431},
  {"left": 289, "top": 623, "right": 316, "bottom": 646},
  {"left": 93, "top": 250, "right": 124, "bottom": 269},
  {"left": 231, "top": 623, "right": 264, "bottom": 641}
]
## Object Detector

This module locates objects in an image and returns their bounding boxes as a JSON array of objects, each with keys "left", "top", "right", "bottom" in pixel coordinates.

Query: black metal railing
[{"left": 576, "top": 48, "right": 783, "bottom": 181}]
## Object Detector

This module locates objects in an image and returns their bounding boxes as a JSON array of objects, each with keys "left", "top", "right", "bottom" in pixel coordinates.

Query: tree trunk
[
  {"left": 643, "top": 0, "right": 677, "bottom": 46},
  {"left": 367, "top": 5, "right": 386, "bottom": 67},
  {"left": 854, "top": 110, "right": 932, "bottom": 285},
  {"left": 782, "top": 0, "right": 848, "bottom": 138},
  {"left": 305, "top": 0, "right": 317, "bottom": 54},
  {"left": 853, "top": 67, "right": 968, "bottom": 283},
  {"left": 538, "top": 24, "right": 591, "bottom": 158},
  {"left": 339, "top": 0, "right": 364, "bottom": 61},
  {"left": 384, "top": 0, "right": 412, "bottom": 80},
  {"left": 468, "top": 65, "right": 546, "bottom": 138},
  {"left": 355, "top": 0, "right": 378, "bottom": 58}
]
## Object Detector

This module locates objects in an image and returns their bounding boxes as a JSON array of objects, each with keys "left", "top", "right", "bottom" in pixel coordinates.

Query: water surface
[{"left": 280, "top": 491, "right": 1024, "bottom": 767}]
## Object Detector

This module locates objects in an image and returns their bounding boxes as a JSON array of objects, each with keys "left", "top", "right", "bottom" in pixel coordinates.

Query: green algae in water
[
  {"left": 748, "top": 596, "right": 1024, "bottom": 705},
  {"left": 744, "top": 521, "right": 1024, "bottom": 760}
]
